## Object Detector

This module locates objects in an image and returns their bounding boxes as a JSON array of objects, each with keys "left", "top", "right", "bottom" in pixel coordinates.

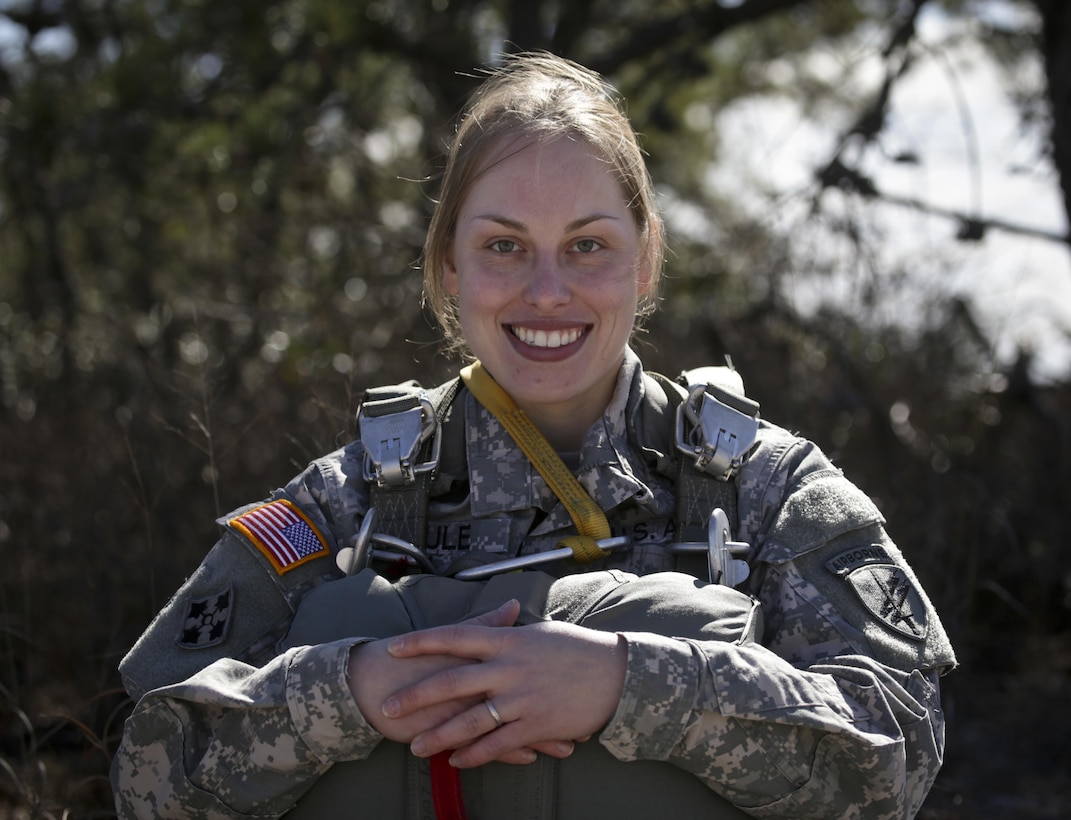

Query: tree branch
[
  {"left": 876, "top": 188, "right": 1069, "bottom": 244},
  {"left": 818, "top": 169, "right": 1069, "bottom": 244},
  {"left": 1033, "top": 0, "right": 1071, "bottom": 241},
  {"left": 819, "top": 0, "right": 928, "bottom": 169},
  {"left": 811, "top": 0, "right": 1069, "bottom": 248},
  {"left": 588, "top": 0, "right": 811, "bottom": 76}
]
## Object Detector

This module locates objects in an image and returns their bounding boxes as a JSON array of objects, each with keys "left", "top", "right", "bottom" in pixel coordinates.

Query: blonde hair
[{"left": 422, "top": 52, "right": 664, "bottom": 355}]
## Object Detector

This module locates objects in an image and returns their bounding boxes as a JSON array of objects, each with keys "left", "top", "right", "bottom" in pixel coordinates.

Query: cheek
[
  {"left": 454, "top": 279, "right": 495, "bottom": 330},
  {"left": 455, "top": 267, "right": 508, "bottom": 307}
]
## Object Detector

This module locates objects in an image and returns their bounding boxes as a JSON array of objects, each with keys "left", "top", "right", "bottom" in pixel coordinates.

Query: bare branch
[
  {"left": 874, "top": 188, "right": 1069, "bottom": 245},
  {"left": 817, "top": 169, "right": 1069, "bottom": 244},
  {"left": 589, "top": 0, "right": 812, "bottom": 76},
  {"left": 821, "top": 0, "right": 928, "bottom": 165},
  {"left": 810, "top": 0, "right": 1068, "bottom": 248},
  {"left": 1032, "top": 1, "right": 1071, "bottom": 237}
]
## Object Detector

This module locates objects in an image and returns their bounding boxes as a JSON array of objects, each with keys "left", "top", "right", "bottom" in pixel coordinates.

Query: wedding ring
[{"left": 485, "top": 698, "right": 503, "bottom": 728}]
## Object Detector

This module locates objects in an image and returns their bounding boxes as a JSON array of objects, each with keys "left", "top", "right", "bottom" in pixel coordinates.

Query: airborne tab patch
[
  {"left": 827, "top": 546, "right": 927, "bottom": 640},
  {"left": 230, "top": 498, "right": 331, "bottom": 574}
]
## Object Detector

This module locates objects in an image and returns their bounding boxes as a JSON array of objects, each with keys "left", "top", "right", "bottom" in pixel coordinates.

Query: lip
[{"left": 504, "top": 323, "right": 590, "bottom": 361}]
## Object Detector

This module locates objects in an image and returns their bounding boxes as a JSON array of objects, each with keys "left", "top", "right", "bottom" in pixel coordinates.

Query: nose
[{"left": 523, "top": 255, "right": 571, "bottom": 309}]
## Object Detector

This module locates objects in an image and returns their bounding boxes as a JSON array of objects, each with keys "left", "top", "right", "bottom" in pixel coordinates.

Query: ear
[
  {"left": 636, "top": 225, "right": 660, "bottom": 297},
  {"left": 443, "top": 246, "right": 459, "bottom": 296},
  {"left": 636, "top": 257, "right": 654, "bottom": 297}
]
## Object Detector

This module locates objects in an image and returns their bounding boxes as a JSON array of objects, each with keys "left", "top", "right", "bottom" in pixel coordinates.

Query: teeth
[{"left": 512, "top": 326, "right": 583, "bottom": 348}]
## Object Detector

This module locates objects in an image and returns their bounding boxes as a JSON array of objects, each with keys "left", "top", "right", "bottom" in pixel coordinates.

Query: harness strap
[
  {"left": 676, "top": 462, "right": 739, "bottom": 542},
  {"left": 362, "top": 379, "right": 461, "bottom": 549},
  {"left": 363, "top": 367, "right": 756, "bottom": 561},
  {"left": 645, "top": 372, "right": 744, "bottom": 543},
  {"left": 461, "top": 362, "right": 612, "bottom": 559}
]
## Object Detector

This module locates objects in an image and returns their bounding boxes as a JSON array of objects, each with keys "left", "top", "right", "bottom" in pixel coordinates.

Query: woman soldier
[{"left": 112, "top": 53, "right": 955, "bottom": 818}]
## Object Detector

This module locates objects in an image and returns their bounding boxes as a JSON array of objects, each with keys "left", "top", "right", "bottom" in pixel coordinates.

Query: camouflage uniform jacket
[{"left": 112, "top": 349, "right": 956, "bottom": 818}]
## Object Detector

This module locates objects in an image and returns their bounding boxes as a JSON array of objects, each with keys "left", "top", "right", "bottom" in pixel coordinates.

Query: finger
[
  {"left": 493, "top": 741, "right": 574, "bottom": 766},
  {"left": 446, "top": 725, "right": 538, "bottom": 769},
  {"left": 493, "top": 747, "right": 538, "bottom": 765},
  {"left": 383, "top": 661, "right": 492, "bottom": 719},
  {"left": 466, "top": 598, "right": 521, "bottom": 629},
  {"left": 411, "top": 712, "right": 576, "bottom": 767},
  {"left": 410, "top": 698, "right": 511, "bottom": 758},
  {"left": 387, "top": 619, "right": 508, "bottom": 661},
  {"left": 527, "top": 740, "right": 575, "bottom": 760},
  {"left": 386, "top": 599, "right": 518, "bottom": 660}
]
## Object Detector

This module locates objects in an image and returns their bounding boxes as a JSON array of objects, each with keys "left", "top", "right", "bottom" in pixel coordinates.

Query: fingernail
[
  {"left": 411, "top": 737, "right": 426, "bottom": 756},
  {"left": 387, "top": 637, "right": 404, "bottom": 654},
  {"left": 382, "top": 698, "right": 399, "bottom": 717},
  {"left": 448, "top": 753, "right": 461, "bottom": 767}
]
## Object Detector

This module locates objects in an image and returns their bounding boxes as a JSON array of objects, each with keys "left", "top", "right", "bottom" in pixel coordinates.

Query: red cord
[{"left": 429, "top": 751, "right": 468, "bottom": 820}]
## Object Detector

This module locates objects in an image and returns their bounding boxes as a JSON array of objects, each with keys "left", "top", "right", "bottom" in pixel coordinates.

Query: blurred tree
[
  {"left": 0, "top": 0, "right": 1063, "bottom": 678},
  {"left": 0, "top": 0, "right": 1064, "bottom": 407},
  {"left": 0, "top": 1, "right": 1069, "bottom": 813},
  {"left": 1032, "top": 0, "right": 1071, "bottom": 235}
]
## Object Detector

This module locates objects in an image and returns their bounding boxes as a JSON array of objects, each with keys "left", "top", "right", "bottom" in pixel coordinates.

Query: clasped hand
[{"left": 348, "top": 599, "right": 627, "bottom": 768}]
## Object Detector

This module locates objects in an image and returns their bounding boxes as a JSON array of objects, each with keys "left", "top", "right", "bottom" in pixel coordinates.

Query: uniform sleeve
[
  {"left": 112, "top": 456, "right": 383, "bottom": 818},
  {"left": 112, "top": 640, "right": 382, "bottom": 819},
  {"left": 599, "top": 438, "right": 955, "bottom": 819},
  {"left": 601, "top": 635, "right": 943, "bottom": 818}
]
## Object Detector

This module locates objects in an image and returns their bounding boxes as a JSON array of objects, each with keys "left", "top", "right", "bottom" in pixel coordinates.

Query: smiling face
[{"left": 443, "top": 137, "right": 651, "bottom": 439}]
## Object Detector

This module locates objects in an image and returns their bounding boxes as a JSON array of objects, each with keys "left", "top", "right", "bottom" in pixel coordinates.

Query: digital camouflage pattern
[{"left": 113, "top": 349, "right": 956, "bottom": 818}]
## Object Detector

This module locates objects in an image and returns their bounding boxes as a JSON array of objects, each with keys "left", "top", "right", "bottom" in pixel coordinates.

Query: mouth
[{"left": 508, "top": 325, "right": 588, "bottom": 349}]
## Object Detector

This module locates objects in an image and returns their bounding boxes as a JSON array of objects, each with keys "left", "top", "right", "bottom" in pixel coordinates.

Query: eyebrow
[{"left": 471, "top": 214, "right": 621, "bottom": 232}]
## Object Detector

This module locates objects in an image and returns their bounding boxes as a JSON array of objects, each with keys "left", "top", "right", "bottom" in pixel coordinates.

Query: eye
[
  {"left": 572, "top": 238, "right": 602, "bottom": 253},
  {"left": 489, "top": 239, "right": 520, "bottom": 253}
]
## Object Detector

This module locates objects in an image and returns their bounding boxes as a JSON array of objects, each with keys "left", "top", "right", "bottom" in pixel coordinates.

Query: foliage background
[{"left": 1, "top": 0, "right": 1069, "bottom": 816}]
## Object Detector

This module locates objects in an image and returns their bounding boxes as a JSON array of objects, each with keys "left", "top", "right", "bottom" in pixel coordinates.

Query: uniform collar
[{"left": 464, "top": 349, "right": 674, "bottom": 526}]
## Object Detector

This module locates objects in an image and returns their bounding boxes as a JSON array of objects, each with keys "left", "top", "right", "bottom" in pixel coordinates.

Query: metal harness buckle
[
  {"left": 675, "top": 382, "right": 760, "bottom": 481},
  {"left": 347, "top": 508, "right": 751, "bottom": 588},
  {"left": 359, "top": 395, "right": 440, "bottom": 487}
]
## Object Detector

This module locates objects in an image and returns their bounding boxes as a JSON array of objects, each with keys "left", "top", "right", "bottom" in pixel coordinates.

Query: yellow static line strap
[{"left": 460, "top": 362, "right": 611, "bottom": 562}]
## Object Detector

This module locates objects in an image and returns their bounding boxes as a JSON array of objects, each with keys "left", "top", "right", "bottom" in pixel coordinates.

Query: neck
[
  {"left": 460, "top": 360, "right": 610, "bottom": 453},
  {"left": 516, "top": 401, "right": 598, "bottom": 453}
]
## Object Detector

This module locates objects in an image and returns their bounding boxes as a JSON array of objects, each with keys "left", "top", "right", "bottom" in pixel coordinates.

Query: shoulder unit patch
[
  {"left": 177, "top": 586, "right": 234, "bottom": 649},
  {"left": 827, "top": 546, "right": 927, "bottom": 640},
  {"left": 229, "top": 498, "right": 331, "bottom": 574}
]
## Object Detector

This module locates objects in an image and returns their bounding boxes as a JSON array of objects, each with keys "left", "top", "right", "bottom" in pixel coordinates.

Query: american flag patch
[{"left": 229, "top": 499, "right": 330, "bottom": 574}]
